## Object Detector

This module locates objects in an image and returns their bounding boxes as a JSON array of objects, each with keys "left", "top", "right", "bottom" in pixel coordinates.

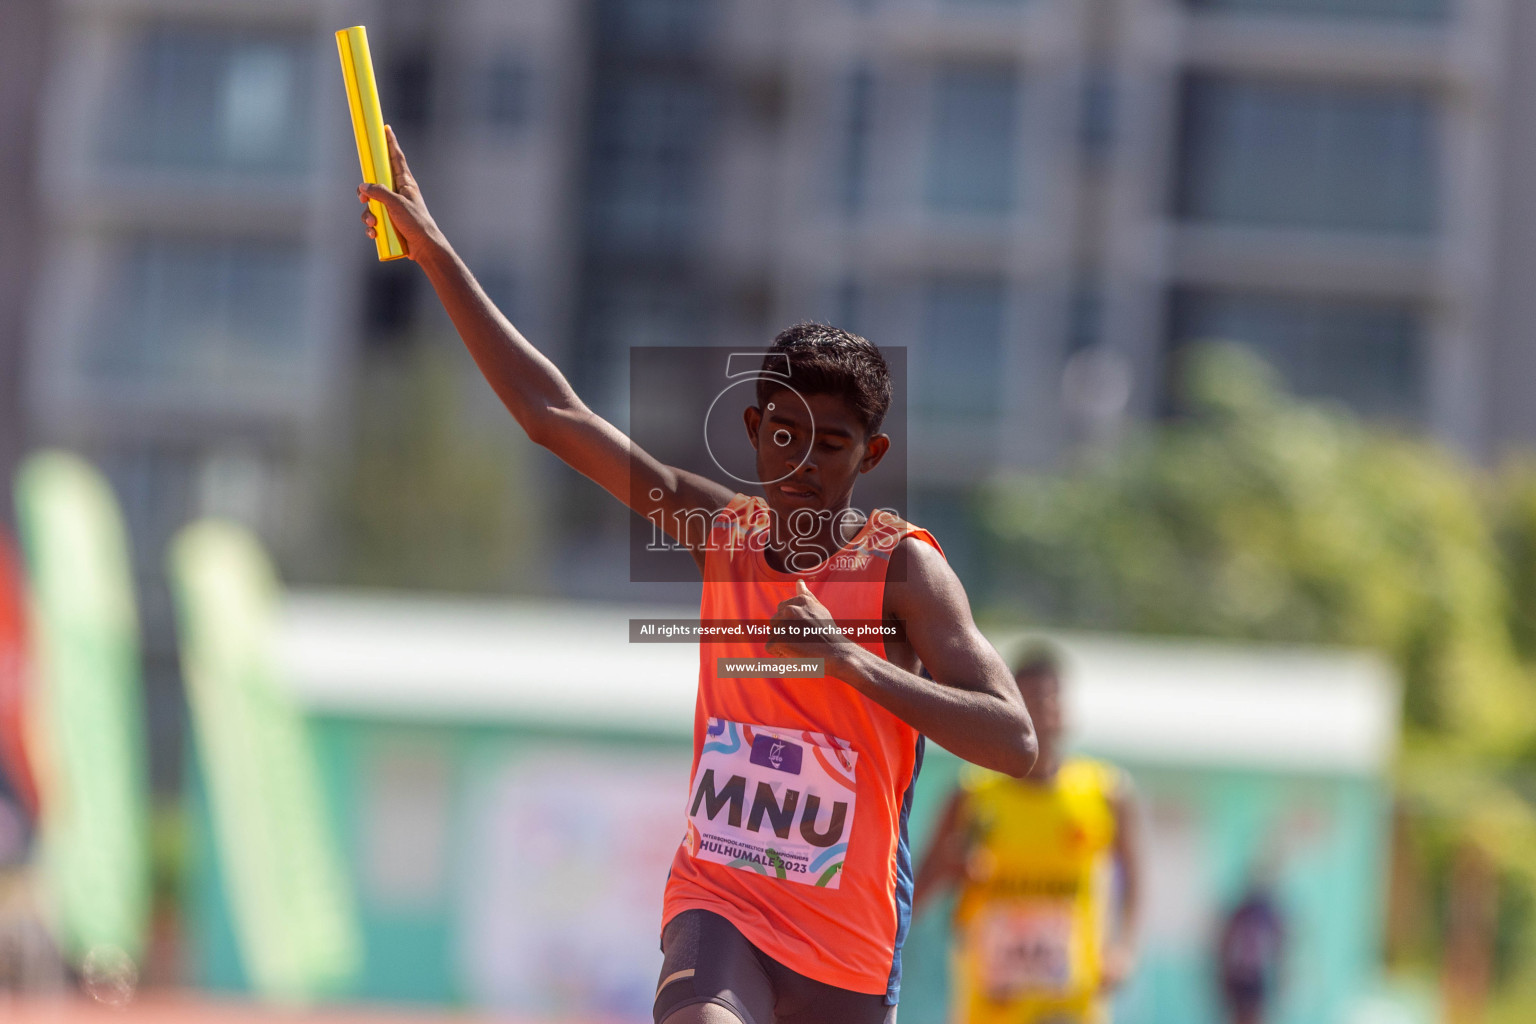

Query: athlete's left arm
[
  {"left": 1101, "top": 775, "right": 1145, "bottom": 993},
  {"left": 773, "top": 537, "right": 1036, "bottom": 776}
]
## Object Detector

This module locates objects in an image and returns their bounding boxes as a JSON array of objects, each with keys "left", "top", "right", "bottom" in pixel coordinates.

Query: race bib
[
  {"left": 683, "top": 719, "right": 858, "bottom": 889},
  {"left": 974, "top": 903, "right": 1076, "bottom": 997}
]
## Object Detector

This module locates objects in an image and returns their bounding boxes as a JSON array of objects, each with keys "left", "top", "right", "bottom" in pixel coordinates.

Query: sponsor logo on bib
[{"left": 749, "top": 733, "right": 802, "bottom": 775}]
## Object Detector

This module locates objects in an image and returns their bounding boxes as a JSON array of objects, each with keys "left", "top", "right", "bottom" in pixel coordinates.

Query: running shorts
[{"left": 654, "top": 910, "right": 897, "bottom": 1024}]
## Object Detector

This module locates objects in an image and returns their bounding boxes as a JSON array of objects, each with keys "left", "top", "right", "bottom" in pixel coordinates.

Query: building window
[
  {"left": 586, "top": 277, "right": 699, "bottom": 351},
  {"left": 839, "top": 66, "right": 874, "bottom": 215},
  {"left": 476, "top": 260, "right": 519, "bottom": 316},
  {"left": 481, "top": 53, "right": 533, "bottom": 134},
  {"left": 363, "top": 263, "right": 420, "bottom": 346},
  {"left": 87, "top": 236, "right": 311, "bottom": 395},
  {"left": 595, "top": 0, "right": 712, "bottom": 56},
  {"left": 926, "top": 66, "right": 1021, "bottom": 214},
  {"left": 1185, "top": 0, "right": 1446, "bottom": 22},
  {"left": 100, "top": 25, "right": 313, "bottom": 174},
  {"left": 919, "top": 276, "right": 1008, "bottom": 418},
  {"left": 835, "top": 278, "right": 864, "bottom": 335},
  {"left": 1079, "top": 66, "right": 1117, "bottom": 167},
  {"left": 1069, "top": 281, "right": 1104, "bottom": 353},
  {"left": 1168, "top": 288, "right": 1425, "bottom": 420},
  {"left": 578, "top": 274, "right": 701, "bottom": 416},
  {"left": 587, "top": 75, "right": 714, "bottom": 253},
  {"left": 388, "top": 51, "right": 435, "bottom": 135},
  {"left": 1176, "top": 75, "right": 1438, "bottom": 235}
]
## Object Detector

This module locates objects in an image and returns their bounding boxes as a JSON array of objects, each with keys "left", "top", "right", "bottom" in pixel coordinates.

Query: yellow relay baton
[{"left": 336, "top": 26, "right": 406, "bottom": 261}]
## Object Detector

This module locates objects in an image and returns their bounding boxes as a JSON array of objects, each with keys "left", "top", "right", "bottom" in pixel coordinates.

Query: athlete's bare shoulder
[
  {"left": 881, "top": 532, "right": 1014, "bottom": 702},
  {"left": 886, "top": 532, "right": 962, "bottom": 609}
]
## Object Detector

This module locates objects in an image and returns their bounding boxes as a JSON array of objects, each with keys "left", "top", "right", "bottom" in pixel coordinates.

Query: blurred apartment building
[
  {"left": 17, "top": 0, "right": 365, "bottom": 782},
  {"left": 10, "top": 0, "right": 1536, "bottom": 608},
  {"left": 362, "top": 0, "right": 1536, "bottom": 580}
]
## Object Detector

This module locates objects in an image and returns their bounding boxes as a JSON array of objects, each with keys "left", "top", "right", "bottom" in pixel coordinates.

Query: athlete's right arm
[{"left": 357, "top": 127, "right": 735, "bottom": 563}]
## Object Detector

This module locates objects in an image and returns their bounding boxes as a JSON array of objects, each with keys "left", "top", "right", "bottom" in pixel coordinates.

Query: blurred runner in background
[
  {"left": 1217, "top": 877, "right": 1285, "bottom": 1024},
  {"left": 914, "top": 647, "right": 1142, "bottom": 1024}
]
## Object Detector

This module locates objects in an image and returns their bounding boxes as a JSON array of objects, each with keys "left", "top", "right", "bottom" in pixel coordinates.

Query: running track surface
[{"left": 3, "top": 995, "right": 565, "bottom": 1024}]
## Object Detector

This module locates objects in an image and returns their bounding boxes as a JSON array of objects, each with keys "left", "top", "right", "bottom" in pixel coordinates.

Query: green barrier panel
[
  {"left": 13, "top": 450, "right": 149, "bottom": 977},
  {"left": 168, "top": 520, "right": 361, "bottom": 1002}
]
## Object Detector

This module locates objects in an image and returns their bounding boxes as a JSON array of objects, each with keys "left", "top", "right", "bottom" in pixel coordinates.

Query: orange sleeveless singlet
[{"left": 661, "top": 493, "right": 943, "bottom": 1002}]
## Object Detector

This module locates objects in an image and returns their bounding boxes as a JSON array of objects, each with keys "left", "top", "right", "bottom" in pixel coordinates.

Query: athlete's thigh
[
  {"left": 662, "top": 1006, "right": 754, "bottom": 1024},
  {"left": 765, "top": 960, "right": 896, "bottom": 1024},
  {"left": 654, "top": 910, "right": 776, "bottom": 1024}
]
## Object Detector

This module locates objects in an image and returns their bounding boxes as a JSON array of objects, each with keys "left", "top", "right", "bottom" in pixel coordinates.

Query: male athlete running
[{"left": 357, "top": 126, "right": 1036, "bottom": 1024}]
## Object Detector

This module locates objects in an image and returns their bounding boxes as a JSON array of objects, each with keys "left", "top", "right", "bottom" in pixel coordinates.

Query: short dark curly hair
[{"left": 757, "top": 322, "right": 892, "bottom": 436}]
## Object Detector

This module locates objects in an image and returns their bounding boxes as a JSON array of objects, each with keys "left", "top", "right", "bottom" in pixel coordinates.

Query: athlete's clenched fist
[{"left": 765, "top": 580, "right": 858, "bottom": 663}]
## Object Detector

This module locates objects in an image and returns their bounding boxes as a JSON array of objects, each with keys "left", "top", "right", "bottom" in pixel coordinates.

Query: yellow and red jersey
[
  {"left": 951, "top": 758, "right": 1124, "bottom": 1024},
  {"left": 662, "top": 493, "right": 941, "bottom": 1000}
]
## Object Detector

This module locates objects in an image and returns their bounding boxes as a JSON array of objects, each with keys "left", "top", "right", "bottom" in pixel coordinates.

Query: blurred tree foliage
[
  {"left": 327, "top": 340, "right": 542, "bottom": 593},
  {"left": 1495, "top": 463, "right": 1536, "bottom": 667},
  {"left": 981, "top": 345, "right": 1536, "bottom": 1014}
]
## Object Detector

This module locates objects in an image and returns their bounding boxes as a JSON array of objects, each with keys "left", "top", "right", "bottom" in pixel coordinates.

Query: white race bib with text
[
  {"left": 683, "top": 719, "right": 858, "bottom": 889},
  {"left": 974, "top": 902, "right": 1077, "bottom": 996}
]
